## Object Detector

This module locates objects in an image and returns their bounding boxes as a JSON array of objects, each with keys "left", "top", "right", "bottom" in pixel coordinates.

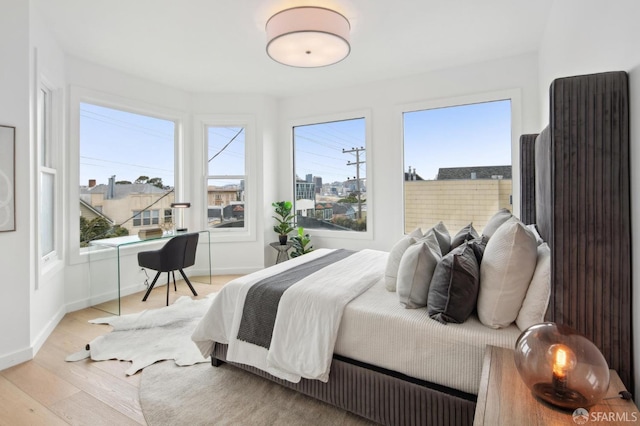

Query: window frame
[
  {"left": 289, "top": 109, "right": 373, "bottom": 241},
  {"left": 68, "top": 86, "right": 187, "bottom": 264},
  {"left": 197, "top": 114, "right": 256, "bottom": 243},
  {"left": 399, "top": 89, "right": 522, "bottom": 233}
]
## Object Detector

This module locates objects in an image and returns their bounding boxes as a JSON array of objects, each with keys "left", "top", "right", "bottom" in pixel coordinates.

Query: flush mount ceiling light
[{"left": 266, "top": 6, "right": 351, "bottom": 68}]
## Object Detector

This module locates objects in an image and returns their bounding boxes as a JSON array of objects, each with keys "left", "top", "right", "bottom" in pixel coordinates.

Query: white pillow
[
  {"left": 385, "top": 227, "right": 423, "bottom": 291},
  {"left": 482, "top": 208, "right": 513, "bottom": 238},
  {"left": 397, "top": 233, "right": 441, "bottom": 308},
  {"left": 477, "top": 218, "right": 538, "bottom": 328},
  {"left": 526, "top": 224, "right": 544, "bottom": 245},
  {"left": 516, "top": 243, "right": 551, "bottom": 331}
]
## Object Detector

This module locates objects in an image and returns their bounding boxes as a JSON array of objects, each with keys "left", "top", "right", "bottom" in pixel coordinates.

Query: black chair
[{"left": 138, "top": 233, "right": 199, "bottom": 305}]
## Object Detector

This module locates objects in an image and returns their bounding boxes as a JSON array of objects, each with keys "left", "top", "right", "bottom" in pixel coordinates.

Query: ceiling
[{"left": 34, "top": 0, "right": 554, "bottom": 98}]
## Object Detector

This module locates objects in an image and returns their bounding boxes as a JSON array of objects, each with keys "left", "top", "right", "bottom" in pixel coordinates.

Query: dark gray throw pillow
[
  {"left": 429, "top": 221, "right": 451, "bottom": 256},
  {"left": 427, "top": 242, "right": 480, "bottom": 324},
  {"left": 450, "top": 223, "right": 479, "bottom": 250},
  {"left": 467, "top": 235, "right": 489, "bottom": 264}
]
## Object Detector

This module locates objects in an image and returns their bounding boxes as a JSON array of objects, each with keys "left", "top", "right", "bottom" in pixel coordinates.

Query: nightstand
[
  {"left": 269, "top": 241, "right": 293, "bottom": 264},
  {"left": 474, "top": 345, "right": 638, "bottom": 425}
]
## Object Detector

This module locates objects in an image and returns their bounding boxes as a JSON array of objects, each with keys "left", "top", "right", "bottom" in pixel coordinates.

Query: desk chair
[{"left": 138, "top": 233, "right": 199, "bottom": 305}]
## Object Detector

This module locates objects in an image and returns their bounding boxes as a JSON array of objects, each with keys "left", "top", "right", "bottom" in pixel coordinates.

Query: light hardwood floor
[{"left": 0, "top": 275, "right": 240, "bottom": 426}]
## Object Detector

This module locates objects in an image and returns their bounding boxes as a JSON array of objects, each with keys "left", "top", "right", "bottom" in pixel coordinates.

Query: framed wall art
[{"left": 0, "top": 125, "right": 15, "bottom": 232}]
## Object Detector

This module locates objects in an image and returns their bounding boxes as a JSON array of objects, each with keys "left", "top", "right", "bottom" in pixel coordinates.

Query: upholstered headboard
[{"left": 520, "top": 71, "right": 633, "bottom": 392}]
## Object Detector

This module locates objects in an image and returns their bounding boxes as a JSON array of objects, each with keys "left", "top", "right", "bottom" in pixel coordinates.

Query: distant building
[
  {"left": 296, "top": 180, "right": 315, "bottom": 201},
  {"left": 80, "top": 179, "right": 173, "bottom": 234},
  {"left": 313, "top": 176, "right": 322, "bottom": 194},
  {"left": 436, "top": 165, "right": 512, "bottom": 180},
  {"left": 404, "top": 166, "right": 424, "bottom": 181}
]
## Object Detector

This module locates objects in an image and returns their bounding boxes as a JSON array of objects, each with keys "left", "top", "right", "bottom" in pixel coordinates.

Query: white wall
[
  {"left": 538, "top": 0, "right": 640, "bottom": 400},
  {"left": 0, "top": 0, "right": 32, "bottom": 370},
  {"left": 278, "top": 52, "right": 541, "bottom": 253},
  {"left": 29, "top": 3, "right": 69, "bottom": 358}
]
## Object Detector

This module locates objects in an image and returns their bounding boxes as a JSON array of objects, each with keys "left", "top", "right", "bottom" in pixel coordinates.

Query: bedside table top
[{"left": 474, "top": 345, "right": 638, "bottom": 426}]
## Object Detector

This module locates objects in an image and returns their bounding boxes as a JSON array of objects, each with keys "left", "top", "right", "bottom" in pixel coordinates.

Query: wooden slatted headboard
[{"left": 520, "top": 71, "right": 633, "bottom": 392}]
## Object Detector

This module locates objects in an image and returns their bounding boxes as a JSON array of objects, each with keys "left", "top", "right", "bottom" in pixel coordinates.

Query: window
[
  {"left": 132, "top": 209, "right": 160, "bottom": 227},
  {"left": 163, "top": 209, "right": 172, "bottom": 224},
  {"left": 79, "top": 103, "right": 175, "bottom": 246},
  {"left": 38, "top": 84, "right": 57, "bottom": 263},
  {"left": 293, "top": 117, "right": 367, "bottom": 233},
  {"left": 206, "top": 126, "right": 246, "bottom": 229},
  {"left": 403, "top": 99, "right": 512, "bottom": 234}
]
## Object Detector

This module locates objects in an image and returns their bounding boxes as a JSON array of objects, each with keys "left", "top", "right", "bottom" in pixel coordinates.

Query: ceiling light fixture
[{"left": 266, "top": 6, "right": 351, "bottom": 68}]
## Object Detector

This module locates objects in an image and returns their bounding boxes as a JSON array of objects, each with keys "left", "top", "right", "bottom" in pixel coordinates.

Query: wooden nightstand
[{"left": 474, "top": 345, "right": 638, "bottom": 425}]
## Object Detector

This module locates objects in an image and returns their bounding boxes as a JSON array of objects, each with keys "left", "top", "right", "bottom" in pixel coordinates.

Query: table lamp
[
  {"left": 514, "top": 322, "right": 610, "bottom": 410},
  {"left": 171, "top": 202, "right": 190, "bottom": 232}
]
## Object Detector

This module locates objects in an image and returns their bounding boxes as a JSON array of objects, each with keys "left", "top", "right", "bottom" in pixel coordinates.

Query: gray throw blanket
[{"left": 237, "top": 249, "right": 355, "bottom": 348}]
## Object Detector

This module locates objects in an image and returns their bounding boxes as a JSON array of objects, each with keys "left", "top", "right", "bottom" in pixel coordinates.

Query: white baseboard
[
  {"left": 0, "top": 346, "right": 33, "bottom": 371},
  {"left": 31, "top": 305, "right": 66, "bottom": 356}
]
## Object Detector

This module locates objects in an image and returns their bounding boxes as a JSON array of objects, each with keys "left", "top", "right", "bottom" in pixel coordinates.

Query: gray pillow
[
  {"left": 428, "top": 221, "right": 451, "bottom": 256},
  {"left": 427, "top": 242, "right": 480, "bottom": 324},
  {"left": 467, "top": 235, "right": 489, "bottom": 264},
  {"left": 397, "top": 233, "right": 441, "bottom": 309},
  {"left": 450, "top": 223, "right": 479, "bottom": 249},
  {"left": 482, "top": 208, "right": 513, "bottom": 238}
]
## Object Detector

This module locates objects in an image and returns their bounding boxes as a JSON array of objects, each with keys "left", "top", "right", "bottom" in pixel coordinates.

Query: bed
[{"left": 192, "top": 71, "right": 632, "bottom": 425}]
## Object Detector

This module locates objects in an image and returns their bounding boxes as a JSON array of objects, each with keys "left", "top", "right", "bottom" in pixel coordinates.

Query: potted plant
[
  {"left": 272, "top": 201, "right": 294, "bottom": 244},
  {"left": 291, "top": 226, "right": 314, "bottom": 258}
]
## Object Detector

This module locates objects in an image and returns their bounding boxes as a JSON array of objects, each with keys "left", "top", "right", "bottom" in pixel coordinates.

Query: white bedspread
[
  {"left": 193, "top": 248, "right": 522, "bottom": 393},
  {"left": 192, "top": 248, "right": 387, "bottom": 382}
]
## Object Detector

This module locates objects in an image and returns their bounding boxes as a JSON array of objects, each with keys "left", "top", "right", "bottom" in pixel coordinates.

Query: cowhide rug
[{"left": 65, "top": 293, "right": 216, "bottom": 375}]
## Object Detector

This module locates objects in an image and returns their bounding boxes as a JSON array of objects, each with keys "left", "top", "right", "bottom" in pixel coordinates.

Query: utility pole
[{"left": 343, "top": 146, "right": 365, "bottom": 219}]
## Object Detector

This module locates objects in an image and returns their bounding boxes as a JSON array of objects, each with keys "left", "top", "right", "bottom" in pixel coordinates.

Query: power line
[{"left": 209, "top": 128, "right": 244, "bottom": 163}]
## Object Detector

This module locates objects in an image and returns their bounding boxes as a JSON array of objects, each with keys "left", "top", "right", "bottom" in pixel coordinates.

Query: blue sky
[
  {"left": 80, "top": 103, "right": 175, "bottom": 187},
  {"left": 80, "top": 99, "right": 511, "bottom": 189},
  {"left": 403, "top": 99, "right": 512, "bottom": 180},
  {"left": 294, "top": 118, "right": 367, "bottom": 184}
]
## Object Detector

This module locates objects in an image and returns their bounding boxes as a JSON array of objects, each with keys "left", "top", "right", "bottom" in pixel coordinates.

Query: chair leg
[
  {"left": 142, "top": 272, "right": 162, "bottom": 302},
  {"left": 178, "top": 269, "right": 198, "bottom": 296},
  {"left": 172, "top": 271, "right": 177, "bottom": 291},
  {"left": 166, "top": 272, "right": 171, "bottom": 306}
]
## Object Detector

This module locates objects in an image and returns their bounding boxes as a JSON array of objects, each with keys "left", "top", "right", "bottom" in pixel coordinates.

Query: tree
[
  {"left": 134, "top": 175, "right": 164, "bottom": 189},
  {"left": 337, "top": 192, "right": 366, "bottom": 204},
  {"left": 147, "top": 177, "right": 164, "bottom": 189},
  {"left": 80, "top": 216, "right": 129, "bottom": 247}
]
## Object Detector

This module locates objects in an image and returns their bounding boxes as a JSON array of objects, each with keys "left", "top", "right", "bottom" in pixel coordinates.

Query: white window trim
[
  {"left": 289, "top": 109, "right": 374, "bottom": 241},
  {"left": 35, "top": 70, "right": 63, "bottom": 281},
  {"left": 398, "top": 88, "right": 522, "bottom": 222},
  {"left": 68, "top": 86, "right": 188, "bottom": 265},
  {"left": 196, "top": 114, "right": 256, "bottom": 243}
]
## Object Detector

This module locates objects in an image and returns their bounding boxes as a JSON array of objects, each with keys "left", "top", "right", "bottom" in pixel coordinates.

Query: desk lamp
[{"left": 171, "top": 202, "right": 191, "bottom": 232}]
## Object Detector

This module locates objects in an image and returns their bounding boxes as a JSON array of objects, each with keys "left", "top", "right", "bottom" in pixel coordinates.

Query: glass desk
[{"left": 89, "top": 230, "right": 211, "bottom": 315}]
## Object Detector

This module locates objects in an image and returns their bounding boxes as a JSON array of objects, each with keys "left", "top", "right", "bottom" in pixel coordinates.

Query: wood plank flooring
[{"left": 0, "top": 275, "right": 240, "bottom": 426}]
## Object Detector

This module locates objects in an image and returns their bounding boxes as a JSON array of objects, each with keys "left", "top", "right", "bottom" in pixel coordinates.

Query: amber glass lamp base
[
  {"left": 514, "top": 322, "right": 610, "bottom": 410},
  {"left": 532, "top": 382, "right": 589, "bottom": 410}
]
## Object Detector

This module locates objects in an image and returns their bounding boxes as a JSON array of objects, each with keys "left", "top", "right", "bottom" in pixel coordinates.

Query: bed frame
[
  {"left": 211, "top": 71, "right": 632, "bottom": 425},
  {"left": 525, "top": 71, "right": 633, "bottom": 393}
]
